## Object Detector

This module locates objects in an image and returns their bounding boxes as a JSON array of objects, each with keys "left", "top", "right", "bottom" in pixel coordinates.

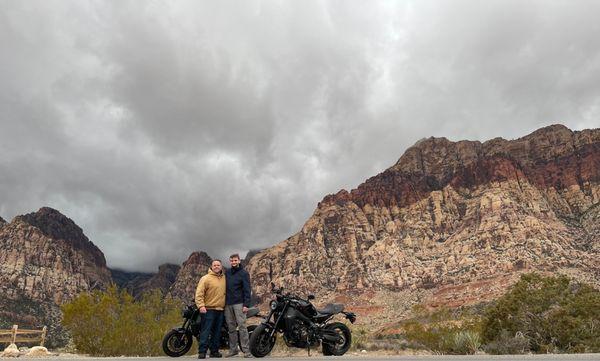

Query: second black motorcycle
[
  {"left": 162, "top": 302, "right": 261, "bottom": 357},
  {"left": 249, "top": 284, "right": 356, "bottom": 357}
]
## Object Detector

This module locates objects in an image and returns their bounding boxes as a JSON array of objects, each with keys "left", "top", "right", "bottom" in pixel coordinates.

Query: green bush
[
  {"left": 481, "top": 273, "right": 600, "bottom": 353},
  {"left": 483, "top": 330, "right": 529, "bottom": 355},
  {"left": 61, "top": 286, "right": 181, "bottom": 356}
]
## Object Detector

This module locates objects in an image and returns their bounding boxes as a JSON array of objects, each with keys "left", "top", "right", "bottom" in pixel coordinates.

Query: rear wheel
[
  {"left": 162, "top": 329, "right": 193, "bottom": 357},
  {"left": 249, "top": 324, "right": 276, "bottom": 358},
  {"left": 322, "top": 322, "right": 351, "bottom": 356}
]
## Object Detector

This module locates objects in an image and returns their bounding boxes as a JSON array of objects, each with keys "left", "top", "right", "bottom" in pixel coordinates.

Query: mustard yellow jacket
[{"left": 195, "top": 268, "right": 226, "bottom": 310}]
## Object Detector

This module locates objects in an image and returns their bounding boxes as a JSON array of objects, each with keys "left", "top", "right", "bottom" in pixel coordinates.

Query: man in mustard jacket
[{"left": 195, "top": 259, "right": 226, "bottom": 359}]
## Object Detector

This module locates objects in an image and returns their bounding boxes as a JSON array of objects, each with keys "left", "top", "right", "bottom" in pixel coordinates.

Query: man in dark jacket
[{"left": 224, "top": 254, "right": 252, "bottom": 358}]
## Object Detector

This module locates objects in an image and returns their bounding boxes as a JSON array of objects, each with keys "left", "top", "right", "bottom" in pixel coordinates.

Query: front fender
[{"left": 260, "top": 320, "right": 276, "bottom": 330}]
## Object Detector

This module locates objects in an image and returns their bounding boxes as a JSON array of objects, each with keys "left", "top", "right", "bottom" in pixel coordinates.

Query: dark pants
[{"left": 198, "top": 309, "right": 224, "bottom": 354}]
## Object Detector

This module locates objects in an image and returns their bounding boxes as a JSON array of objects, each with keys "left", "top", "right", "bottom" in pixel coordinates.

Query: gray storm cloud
[{"left": 1, "top": 0, "right": 599, "bottom": 271}]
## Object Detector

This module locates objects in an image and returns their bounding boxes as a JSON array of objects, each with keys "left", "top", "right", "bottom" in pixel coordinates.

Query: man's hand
[
  {"left": 242, "top": 306, "right": 248, "bottom": 313},
  {"left": 200, "top": 306, "right": 207, "bottom": 314}
]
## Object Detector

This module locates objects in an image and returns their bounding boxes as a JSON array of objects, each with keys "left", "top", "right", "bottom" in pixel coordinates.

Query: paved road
[{"left": 22, "top": 354, "right": 600, "bottom": 361}]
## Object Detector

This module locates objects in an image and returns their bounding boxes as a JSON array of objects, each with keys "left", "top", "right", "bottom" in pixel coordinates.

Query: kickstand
[{"left": 307, "top": 344, "right": 310, "bottom": 356}]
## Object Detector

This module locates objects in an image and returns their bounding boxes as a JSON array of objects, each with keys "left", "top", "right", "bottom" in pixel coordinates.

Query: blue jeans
[{"left": 197, "top": 309, "right": 224, "bottom": 353}]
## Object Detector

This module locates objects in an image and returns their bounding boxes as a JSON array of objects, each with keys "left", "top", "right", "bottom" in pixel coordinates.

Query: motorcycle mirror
[{"left": 307, "top": 294, "right": 315, "bottom": 300}]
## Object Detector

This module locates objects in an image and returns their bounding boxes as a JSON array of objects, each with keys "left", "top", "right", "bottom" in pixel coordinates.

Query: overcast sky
[{"left": 1, "top": 0, "right": 599, "bottom": 272}]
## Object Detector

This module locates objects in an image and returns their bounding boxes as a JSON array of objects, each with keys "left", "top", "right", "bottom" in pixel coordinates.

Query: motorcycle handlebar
[{"left": 271, "top": 285, "right": 310, "bottom": 303}]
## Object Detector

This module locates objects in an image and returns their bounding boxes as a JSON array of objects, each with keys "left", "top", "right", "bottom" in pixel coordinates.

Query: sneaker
[
  {"left": 210, "top": 351, "right": 223, "bottom": 358},
  {"left": 198, "top": 353, "right": 206, "bottom": 359},
  {"left": 243, "top": 353, "right": 252, "bottom": 358},
  {"left": 225, "top": 351, "right": 239, "bottom": 358}
]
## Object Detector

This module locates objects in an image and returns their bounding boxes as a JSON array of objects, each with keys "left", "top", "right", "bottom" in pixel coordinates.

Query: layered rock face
[
  {"left": 168, "top": 251, "right": 212, "bottom": 302},
  {"left": 142, "top": 263, "right": 181, "bottom": 296},
  {"left": 110, "top": 268, "right": 154, "bottom": 292},
  {"left": 0, "top": 207, "right": 112, "bottom": 304},
  {"left": 0, "top": 207, "right": 112, "bottom": 346},
  {"left": 247, "top": 125, "right": 600, "bottom": 309}
]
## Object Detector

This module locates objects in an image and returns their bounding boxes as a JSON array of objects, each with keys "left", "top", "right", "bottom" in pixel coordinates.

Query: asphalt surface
[{"left": 13, "top": 354, "right": 600, "bottom": 361}]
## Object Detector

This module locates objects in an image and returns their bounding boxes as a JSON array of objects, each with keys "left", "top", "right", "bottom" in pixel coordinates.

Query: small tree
[{"left": 61, "top": 286, "right": 181, "bottom": 356}]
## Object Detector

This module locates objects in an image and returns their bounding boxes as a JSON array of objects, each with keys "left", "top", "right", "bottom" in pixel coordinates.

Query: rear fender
[{"left": 343, "top": 312, "right": 356, "bottom": 324}]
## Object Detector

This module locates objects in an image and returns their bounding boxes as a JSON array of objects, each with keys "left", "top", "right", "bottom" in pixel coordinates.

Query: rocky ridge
[
  {"left": 0, "top": 208, "right": 112, "bottom": 305},
  {"left": 246, "top": 125, "right": 600, "bottom": 315},
  {"left": 0, "top": 208, "right": 113, "bottom": 346},
  {"left": 168, "top": 251, "right": 212, "bottom": 302},
  {"left": 109, "top": 263, "right": 181, "bottom": 299}
]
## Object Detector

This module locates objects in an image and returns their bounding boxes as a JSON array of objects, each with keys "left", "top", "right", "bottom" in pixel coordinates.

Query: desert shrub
[
  {"left": 483, "top": 330, "right": 529, "bottom": 355},
  {"left": 452, "top": 330, "right": 481, "bottom": 354},
  {"left": 401, "top": 313, "right": 482, "bottom": 354},
  {"left": 350, "top": 326, "right": 369, "bottom": 351},
  {"left": 61, "top": 286, "right": 181, "bottom": 356},
  {"left": 481, "top": 273, "right": 600, "bottom": 353}
]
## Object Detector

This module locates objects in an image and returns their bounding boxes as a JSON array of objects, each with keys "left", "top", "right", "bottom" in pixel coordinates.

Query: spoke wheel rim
[
  {"left": 257, "top": 331, "right": 274, "bottom": 354},
  {"left": 333, "top": 328, "right": 347, "bottom": 351},
  {"left": 168, "top": 333, "right": 190, "bottom": 353}
]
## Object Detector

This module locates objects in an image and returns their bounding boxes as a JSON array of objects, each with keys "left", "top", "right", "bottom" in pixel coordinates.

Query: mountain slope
[
  {"left": 247, "top": 125, "right": 600, "bottom": 314},
  {"left": 0, "top": 207, "right": 113, "bottom": 346}
]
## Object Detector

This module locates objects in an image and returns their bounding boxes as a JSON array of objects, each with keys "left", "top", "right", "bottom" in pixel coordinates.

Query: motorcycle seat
[
  {"left": 317, "top": 303, "right": 344, "bottom": 315},
  {"left": 246, "top": 307, "right": 260, "bottom": 318}
]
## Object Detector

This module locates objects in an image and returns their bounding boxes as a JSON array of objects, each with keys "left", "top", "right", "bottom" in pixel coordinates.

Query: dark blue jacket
[{"left": 225, "top": 264, "right": 251, "bottom": 307}]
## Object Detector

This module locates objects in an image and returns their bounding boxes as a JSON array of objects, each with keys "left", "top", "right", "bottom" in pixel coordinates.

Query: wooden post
[
  {"left": 11, "top": 325, "right": 17, "bottom": 344},
  {"left": 40, "top": 326, "right": 47, "bottom": 347}
]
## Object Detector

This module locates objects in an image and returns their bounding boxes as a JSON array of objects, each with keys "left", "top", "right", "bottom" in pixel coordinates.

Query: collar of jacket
[
  {"left": 230, "top": 264, "right": 244, "bottom": 273},
  {"left": 207, "top": 268, "right": 223, "bottom": 277}
]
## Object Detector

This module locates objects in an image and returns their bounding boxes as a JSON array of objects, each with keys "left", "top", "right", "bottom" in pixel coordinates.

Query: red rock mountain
[
  {"left": 0, "top": 207, "right": 112, "bottom": 304},
  {"left": 0, "top": 207, "right": 113, "bottom": 346},
  {"left": 246, "top": 125, "right": 600, "bottom": 318}
]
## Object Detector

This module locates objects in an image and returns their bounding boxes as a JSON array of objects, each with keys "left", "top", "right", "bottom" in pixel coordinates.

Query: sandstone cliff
[{"left": 247, "top": 125, "right": 600, "bottom": 318}]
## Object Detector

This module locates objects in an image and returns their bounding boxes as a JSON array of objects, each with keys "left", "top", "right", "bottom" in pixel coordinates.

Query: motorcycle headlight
[
  {"left": 270, "top": 300, "right": 278, "bottom": 310},
  {"left": 182, "top": 305, "right": 195, "bottom": 319}
]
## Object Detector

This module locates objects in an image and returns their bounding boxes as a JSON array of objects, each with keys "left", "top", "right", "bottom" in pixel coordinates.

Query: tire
[
  {"left": 249, "top": 324, "right": 276, "bottom": 358},
  {"left": 162, "top": 329, "right": 193, "bottom": 357},
  {"left": 321, "top": 322, "right": 351, "bottom": 356}
]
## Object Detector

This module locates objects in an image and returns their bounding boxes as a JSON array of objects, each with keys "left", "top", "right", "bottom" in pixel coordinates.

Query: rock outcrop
[
  {"left": 168, "top": 251, "right": 212, "bottom": 302},
  {"left": 142, "top": 263, "right": 181, "bottom": 296},
  {"left": 247, "top": 125, "right": 600, "bottom": 314},
  {"left": 0, "top": 207, "right": 112, "bottom": 347},
  {"left": 242, "top": 248, "right": 264, "bottom": 267}
]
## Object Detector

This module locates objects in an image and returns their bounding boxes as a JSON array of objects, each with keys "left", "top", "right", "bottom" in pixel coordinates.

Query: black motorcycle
[
  {"left": 162, "top": 302, "right": 261, "bottom": 357},
  {"left": 249, "top": 285, "right": 356, "bottom": 357}
]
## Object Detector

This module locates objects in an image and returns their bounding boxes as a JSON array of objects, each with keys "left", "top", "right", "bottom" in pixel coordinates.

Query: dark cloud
[{"left": 1, "top": 0, "right": 599, "bottom": 271}]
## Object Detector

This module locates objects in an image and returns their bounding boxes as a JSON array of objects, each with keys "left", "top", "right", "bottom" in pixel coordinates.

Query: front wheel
[
  {"left": 322, "top": 322, "right": 351, "bottom": 356},
  {"left": 162, "top": 329, "right": 193, "bottom": 357},
  {"left": 249, "top": 324, "right": 276, "bottom": 358}
]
